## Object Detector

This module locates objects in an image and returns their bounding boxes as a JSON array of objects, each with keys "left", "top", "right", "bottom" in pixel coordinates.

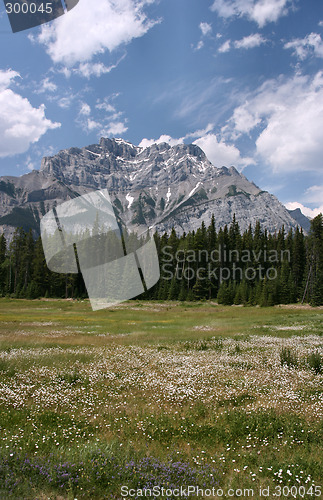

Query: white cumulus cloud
[
  {"left": 218, "top": 40, "right": 231, "bottom": 53},
  {"left": 0, "top": 69, "right": 20, "bottom": 88},
  {"left": 0, "top": 70, "right": 60, "bottom": 158},
  {"left": 139, "top": 134, "right": 184, "bottom": 149},
  {"left": 219, "top": 33, "right": 266, "bottom": 52},
  {"left": 200, "top": 22, "right": 212, "bottom": 36},
  {"left": 139, "top": 124, "right": 215, "bottom": 149},
  {"left": 79, "top": 102, "right": 91, "bottom": 116},
  {"left": 211, "top": 0, "right": 292, "bottom": 27},
  {"left": 102, "top": 122, "right": 128, "bottom": 136},
  {"left": 228, "top": 71, "right": 323, "bottom": 173},
  {"left": 38, "top": 77, "right": 57, "bottom": 93},
  {"left": 234, "top": 33, "right": 267, "bottom": 49},
  {"left": 284, "top": 32, "right": 323, "bottom": 60},
  {"left": 76, "top": 61, "right": 118, "bottom": 78},
  {"left": 193, "top": 133, "right": 254, "bottom": 168},
  {"left": 36, "top": 0, "right": 158, "bottom": 68}
]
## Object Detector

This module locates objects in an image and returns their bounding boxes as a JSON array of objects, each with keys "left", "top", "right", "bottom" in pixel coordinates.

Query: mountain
[
  {"left": 288, "top": 208, "right": 311, "bottom": 233},
  {"left": 0, "top": 137, "right": 305, "bottom": 239}
]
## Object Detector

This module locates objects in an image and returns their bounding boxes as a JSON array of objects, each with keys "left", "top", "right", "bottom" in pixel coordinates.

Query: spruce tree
[
  {"left": 306, "top": 214, "right": 323, "bottom": 305},
  {"left": 0, "top": 234, "right": 6, "bottom": 295}
]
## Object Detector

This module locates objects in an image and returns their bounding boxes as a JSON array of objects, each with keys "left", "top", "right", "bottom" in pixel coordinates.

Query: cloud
[
  {"left": 285, "top": 185, "right": 323, "bottom": 218},
  {"left": 77, "top": 94, "right": 128, "bottom": 137},
  {"left": 303, "top": 185, "right": 323, "bottom": 205},
  {"left": 230, "top": 105, "right": 262, "bottom": 134},
  {"left": 211, "top": 0, "right": 293, "bottom": 27},
  {"left": 139, "top": 134, "right": 184, "bottom": 149},
  {"left": 0, "top": 70, "right": 60, "bottom": 158},
  {"left": 38, "top": 77, "right": 57, "bottom": 93},
  {"left": 139, "top": 126, "right": 254, "bottom": 169},
  {"left": 76, "top": 62, "right": 117, "bottom": 78},
  {"left": 101, "top": 122, "right": 128, "bottom": 136},
  {"left": 57, "top": 95, "right": 75, "bottom": 109},
  {"left": 284, "top": 33, "right": 323, "bottom": 60},
  {"left": 86, "top": 119, "right": 101, "bottom": 131},
  {"left": 95, "top": 98, "right": 117, "bottom": 113},
  {"left": 0, "top": 69, "right": 20, "bottom": 89},
  {"left": 194, "top": 41, "right": 204, "bottom": 51},
  {"left": 193, "top": 22, "right": 212, "bottom": 50},
  {"left": 199, "top": 22, "right": 212, "bottom": 36},
  {"left": 193, "top": 133, "right": 254, "bottom": 168},
  {"left": 228, "top": 71, "right": 323, "bottom": 172},
  {"left": 79, "top": 102, "right": 91, "bottom": 116},
  {"left": 26, "top": 155, "right": 36, "bottom": 171},
  {"left": 36, "top": 0, "right": 158, "bottom": 68},
  {"left": 285, "top": 202, "right": 323, "bottom": 219},
  {"left": 218, "top": 40, "right": 231, "bottom": 53},
  {"left": 218, "top": 33, "right": 266, "bottom": 52},
  {"left": 74, "top": 55, "right": 127, "bottom": 78},
  {"left": 234, "top": 33, "right": 267, "bottom": 49},
  {"left": 139, "top": 124, "right": 215, "bottom": 148},
  {"left": 185, "top": 123, "right": 215, "bottom": 139}
]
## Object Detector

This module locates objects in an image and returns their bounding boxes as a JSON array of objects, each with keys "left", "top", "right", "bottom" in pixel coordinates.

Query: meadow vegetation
[{"left": 0, "top": 299, "right": 322, "bottom": 499}]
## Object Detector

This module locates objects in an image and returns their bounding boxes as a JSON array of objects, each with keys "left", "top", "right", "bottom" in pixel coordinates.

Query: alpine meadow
[{"left": 0, "top": 0, "right": 323, "bottom": 498}]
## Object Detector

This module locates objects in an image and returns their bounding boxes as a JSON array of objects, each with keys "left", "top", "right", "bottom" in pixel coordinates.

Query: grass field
[{"left": 0, "top": 299, "right": 322, "bottom": 499}]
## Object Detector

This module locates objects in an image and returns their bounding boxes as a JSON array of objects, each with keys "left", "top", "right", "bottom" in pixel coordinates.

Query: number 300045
[{"left": 5, "top": 3, "right": 53, "bottom": 14}]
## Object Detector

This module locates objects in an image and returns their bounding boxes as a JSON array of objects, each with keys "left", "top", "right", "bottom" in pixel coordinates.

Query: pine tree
[
  {"left": 306, "top": 214, "right": 323, "bottom": 305},
  {"left": 217, "top": 281, "right": 234, "bottom": 305},
  {"left": 0, "top": 234, "right": 6, "bottom": 295},
  {"left": 168, "top": 276, "right": 180, "bottom": 300},
  {"left": 278, "top": 262, "right": 295, "bottom": 304},
  {"left": 178, "top": 281, "right": 188, "bottom": 301},
  {"left": 207, "top": 214, "right": 217, "bottom": 251},
  {"left": 260, "top": 278, "right": 276, "bottom": 307},
  {"left": 192, "top": 268, "right": 209, "bottom": 300},
  {"left": 9, "top": 228, "right": 26, "bottom": 295},
  {"left": 229, "top": 213, "right": 241, "bottom": 251},
  {"left": 291, "top": 226, "right": 306, "bottom": 295},
  {"left": 234, "top": 280, "right": 249, "bottom": 305}
]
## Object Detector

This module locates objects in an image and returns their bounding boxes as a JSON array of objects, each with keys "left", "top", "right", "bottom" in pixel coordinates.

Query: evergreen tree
[
  {"left": 0, "top": 234, "right": 6, "bottom": 295},
  {"left": 207, "top": 214, "right": 217, "bottom": 251},
  {"left": 9, "top": 228, "right": 26, "bottom": 295},
  {"left": 178, "top": 280, "right": 188, "bottom": 301},
  {"left": 192, "top": 268, "right": 210, "bottom": 300},
  {"left": 291, "top": 227, "right": 306, "bottom": 293},
  {"left": 168, "top": 276, "right": 180, "bottom": 300},
  {"left": 0, "top": 216, "right": 316, "bottom": 305},
  {"left": 305, "top": 214, "right": 323, "bottom": 305},
  {"left": 217, "top": 281, "right": 234, "bottom": 305}
]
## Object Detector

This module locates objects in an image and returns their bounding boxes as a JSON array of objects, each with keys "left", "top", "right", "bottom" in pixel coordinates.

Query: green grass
[
  {"left": 0, "top": 298, "right": 322, "bottom": 347},
  {"left": 0, "top": 299, "right": 322, "bottom": 499}
]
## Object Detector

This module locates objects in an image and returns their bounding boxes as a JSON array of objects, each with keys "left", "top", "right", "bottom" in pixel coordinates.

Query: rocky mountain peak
[
  {"left": 99, "top": 137, "right": 138, "bottom": 158},
  {"left": 0, "top": 137, "right": 308, "bottom": 239}
]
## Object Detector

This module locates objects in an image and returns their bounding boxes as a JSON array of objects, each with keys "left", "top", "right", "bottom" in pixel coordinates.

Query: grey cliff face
[{"left": 0, "top": 137, "right": 307, "bottom": 239}]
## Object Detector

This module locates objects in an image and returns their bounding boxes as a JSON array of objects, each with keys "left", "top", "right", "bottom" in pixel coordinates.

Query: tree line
[{"left": 0, "top": 213, "right": 322, "bottom": 306}]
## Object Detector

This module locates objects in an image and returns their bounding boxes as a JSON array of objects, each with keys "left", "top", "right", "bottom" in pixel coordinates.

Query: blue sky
[{"left": 0, "top": 0, "right": 322, "bottom": 217}]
